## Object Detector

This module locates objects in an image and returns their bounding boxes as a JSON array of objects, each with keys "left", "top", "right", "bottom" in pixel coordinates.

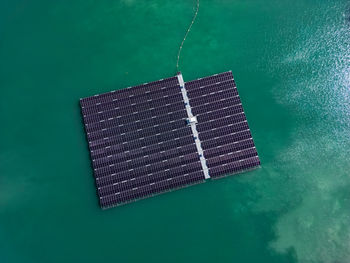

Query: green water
[{"left": 1, "top": 1, "right": 350, "bottom": 262}]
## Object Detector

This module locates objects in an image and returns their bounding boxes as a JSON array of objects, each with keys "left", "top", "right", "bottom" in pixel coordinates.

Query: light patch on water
[
  {"left": 254, "top": 3, "right": 350, "bottom": 263},
  {"left": 271, "top": 188, "right": 350, "bottom": 263},
  {"left": 268, "top": 131, "right": 350, "bottom": 263},
  {"left": 282, "top": 45, "right": 315, "bottom": 64}
]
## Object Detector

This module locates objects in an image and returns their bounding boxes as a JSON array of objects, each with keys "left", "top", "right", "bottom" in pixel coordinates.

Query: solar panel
[
  {"left": 80, "top": 71, "right": 260, "bottom": 209},
  {"left": 185, "top": 72, "right": 260, "bottom": 178}
]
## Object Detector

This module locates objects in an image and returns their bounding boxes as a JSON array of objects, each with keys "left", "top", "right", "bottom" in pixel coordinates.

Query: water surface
[{"left": 1, "top": 1, "right": 350, "bottom": 262}]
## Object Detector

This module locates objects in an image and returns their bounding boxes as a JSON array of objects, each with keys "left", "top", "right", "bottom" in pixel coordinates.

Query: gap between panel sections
[{"left": 177, "top": 73, "right": 210, "bottom": 179}]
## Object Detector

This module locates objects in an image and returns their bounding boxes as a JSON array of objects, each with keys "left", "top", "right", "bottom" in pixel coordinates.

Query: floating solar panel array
[{"left": 80, "top": 71, "right": 260, "bottom": 209}]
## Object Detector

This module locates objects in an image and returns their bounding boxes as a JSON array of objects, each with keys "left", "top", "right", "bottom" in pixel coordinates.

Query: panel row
[
  {"left": 197, "top": 113, "right": 247, "bottom": 133},
  {"left": 96, "top": 161, "right": 203, "bottom": 187},
  {"left": 88, "top": 118, "right": 188, "bottom": 143},
  {"left": 209, "top": 156, "right": 260, "bottom": 178},
  {"left": 83, "top": 97, "right": 184, "bottom": 125},
  {"left": 189, "top": 89, "right": 239, "bottom": 108},
  {"left": 186, "top": 79, "right": 236, "bottom": 99},
  {"left": 82, "top": 89, "right": 183, "bottom": 118},
  {"left": 91, "top": 137, "right": 197, "bottom": 162},
  {"left": 197, "top": 104, "right": 244, "bottom": 123},
  {"left": 80, "top": 76, "right": 179, "bottom": 107},
  {"left": 191, "top": 96, "right": 241, "bottom": 118},
  {"left": 206, "top": 147, "right": 258, "bottom": 168},
  {"left": 98, "top": 162, "right": 204, "bottom": 196},
  {"left": 94, "top": 143, "right": 199, "bottom": 171},
  {"left": 99, "top": 171, "right": 205, "bottom": 208},
  {"left": 185, "top": 72, "right": 233, "bottom": 91},
  {"left": 89, "top": 126, "right": 192, "bottom": 155},
  {"left": 204, "top": 139, "right": 256, "bottom": 158},
  {"left": 201, "top": 130, "right": 252, "bottom": 149},
  {"left": 199, "top": 124, "right": 249, "bottom": 141},
  {"left": 88, "top": 116, "right": 188, "bottom": 151},
  {"left": 85, "top": 108, "right": 186, "bottom": 134},
  {"left": 93, "top": 132, "right": 194, "bottom": 168},
  {"left": 94, "top": 152, "right": 202, "bottom": 178}
]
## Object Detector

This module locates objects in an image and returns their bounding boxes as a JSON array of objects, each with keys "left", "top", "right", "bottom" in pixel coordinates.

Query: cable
[{"left": 176, "top": 0, "right": 200, "bottom": 72}]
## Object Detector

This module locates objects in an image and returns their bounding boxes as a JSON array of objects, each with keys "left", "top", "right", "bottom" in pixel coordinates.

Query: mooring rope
[{"left": 176, "top": 0, "right": 200, "bottom": 72}]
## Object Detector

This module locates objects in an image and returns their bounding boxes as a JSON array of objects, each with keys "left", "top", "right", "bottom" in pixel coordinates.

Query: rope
[{"left": 176, "top": 0, "right": 200, "bottom": 72}]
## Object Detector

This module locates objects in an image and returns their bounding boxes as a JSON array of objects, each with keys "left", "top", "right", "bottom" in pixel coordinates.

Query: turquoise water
[{"left": 1, "top": 1, "right": 350, "bottom": 262}]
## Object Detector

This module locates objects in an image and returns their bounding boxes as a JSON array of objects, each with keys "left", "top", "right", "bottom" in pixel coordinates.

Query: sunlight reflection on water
[{"left": 260, "top": 4, "right": 350, "bottom": 263}]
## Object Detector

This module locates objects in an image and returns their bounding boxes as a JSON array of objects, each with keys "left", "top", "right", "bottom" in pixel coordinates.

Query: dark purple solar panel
[
  {"left": 80, "top": 76, "right": 205, "bottom": 209},
  {"left": 186, "top": 71, "right": 260, "bottom": 178},
  {"left": 80, "top": 71, "right": 260, "bottom": 209}
]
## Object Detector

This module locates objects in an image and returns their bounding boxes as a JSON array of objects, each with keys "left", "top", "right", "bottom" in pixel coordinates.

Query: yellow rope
[{"left": 176, "top": 0, "right": 200, "bottom": 72}]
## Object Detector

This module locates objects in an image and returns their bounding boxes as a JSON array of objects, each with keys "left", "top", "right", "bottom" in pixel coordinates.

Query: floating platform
[{"left": 80, "top": 71, "right": 260, "bottom": 209}]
